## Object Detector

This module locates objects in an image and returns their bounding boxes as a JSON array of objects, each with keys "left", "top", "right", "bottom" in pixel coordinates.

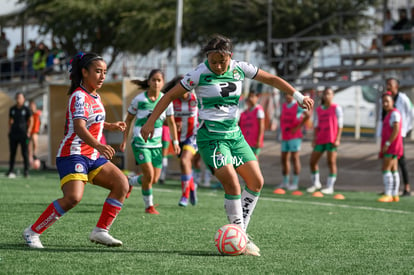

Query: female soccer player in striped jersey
[
  {"left": 22, "top": 52, "right": 129, "bottom": 248},
  {"left": 164, "top": 75, "right": 200, "bottom": 207},
  {"left": 120, "top": 69, "right": 180, "bottom": 214},
  {"left": 140, "top": 34, "right": 313, "bottom": 256}
]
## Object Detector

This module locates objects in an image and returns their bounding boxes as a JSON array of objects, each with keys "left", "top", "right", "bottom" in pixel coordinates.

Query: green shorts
[
  {"left": 197, "top": 128, "right": 257, "bottom": 172},
  {"left": 131, "top": 144, "right": 162, "bottom": 168},
  {"left": 314, "top": 143, "right": 337, "bottom": 152},
  {"left": 250, "top": 147, "right": 261, "bottom": 156},
  {"left": 162, "top": 140, "right": 170, "bottom": 150},
  {"left": 383, "top": 154, "right": 398, "bottom": 159},
  {"left": 281, "top": 138, "right": 302, "bottom": 152}
]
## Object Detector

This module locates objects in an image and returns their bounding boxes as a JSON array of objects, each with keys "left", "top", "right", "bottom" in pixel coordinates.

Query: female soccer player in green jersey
[
  {"left": 120, "top": 69, "right": 180, "bottom": 214},
  {"left": 141, "top": 34, "right": 313, "bottom": 256}
]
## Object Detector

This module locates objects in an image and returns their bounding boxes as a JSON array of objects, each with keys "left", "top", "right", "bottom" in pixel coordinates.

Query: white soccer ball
[
  {"left": 214, "top": 224, "right": 247, "bottom": 256},
  {"left": 32, "top": 159, "right": 41, "bottom": 170}
]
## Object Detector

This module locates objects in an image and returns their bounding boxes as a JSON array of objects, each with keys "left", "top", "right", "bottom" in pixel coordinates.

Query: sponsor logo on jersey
[
  {"left": 233, "top": 69, "right": 241, "bottom": 80},
  {"left": 95, "top": 114, "right": 105, "bottom": 122}
]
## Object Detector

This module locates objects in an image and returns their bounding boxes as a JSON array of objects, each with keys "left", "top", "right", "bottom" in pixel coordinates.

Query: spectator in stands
[
  {"left": 0, "top": 32, "right": 11, "bottom": 81},
  {"left": 0, "top": 31, "right": 10, "bottom": 58},
  {"left": 32, "top": 42, "right": 48, "bottom": 84},
  {"left": 13, "top": 44, "right": 25, "bottom": 76},
  {"left": 381, "top": 9, "right": 396, "bottom": 47},
  {"left": 384, "top": 9, "right": 395, "bottom": 32},
  {"left": 377, "top": 78, "right": 413, "bottom": 196},
  {"left": 7, "top": 92, "right": 33, "bottom": 178},
  {"left": 26, "top": 40, "right": 37, "bottom": 77},
  {"left": 391, "top": 8, "right": 411, "bottom": 49}
]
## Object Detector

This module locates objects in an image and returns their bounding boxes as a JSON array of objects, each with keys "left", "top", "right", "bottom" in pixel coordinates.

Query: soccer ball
[
  {"left": 214, "top": 224, "right": 247, "bottom": 256},
  {"left": 32, "top": 159, "right": 41, "bottom": 170}
]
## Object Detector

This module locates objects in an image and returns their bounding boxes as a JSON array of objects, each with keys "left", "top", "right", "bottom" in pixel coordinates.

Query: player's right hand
[
  {"left": 301, "top": 96, "right": 314, "bottom": 111},
  {"left": 97, "top": 144, "right": 115, "bottom": 159}
]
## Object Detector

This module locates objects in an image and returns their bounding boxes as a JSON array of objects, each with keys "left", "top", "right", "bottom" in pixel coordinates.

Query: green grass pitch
[{"left": 0, "top": 168, "right": 413, "bottom": 274}]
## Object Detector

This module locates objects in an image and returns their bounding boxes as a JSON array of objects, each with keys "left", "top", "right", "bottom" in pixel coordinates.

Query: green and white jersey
[
  {"left": 128, "top": 91, "right": 174, "bottom": 148},
  {"left": 181, "top": 59, "right": 258, "bottom": 134}
]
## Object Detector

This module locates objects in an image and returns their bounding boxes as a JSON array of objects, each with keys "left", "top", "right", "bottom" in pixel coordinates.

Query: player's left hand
[
  {"left": 111, "top": 121, "right": 127, "bottom": 132},
  {"left": 173, "top": 144, "right": 181, "bottom": 155}
]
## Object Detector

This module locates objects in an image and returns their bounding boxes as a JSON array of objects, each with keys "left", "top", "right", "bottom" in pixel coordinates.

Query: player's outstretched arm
[{"left": 254, "top": 69, "right": 314, "bottom": 110}]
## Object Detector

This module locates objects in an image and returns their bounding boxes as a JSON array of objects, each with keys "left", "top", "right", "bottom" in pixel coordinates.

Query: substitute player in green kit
[{"left": 140, "top": 34, "right": 313, "bottom": 256}]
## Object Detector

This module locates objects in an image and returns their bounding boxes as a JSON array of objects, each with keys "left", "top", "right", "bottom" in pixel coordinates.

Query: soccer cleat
[
  {"left": 306, "top": 182, "right": 322, "bottom": 193},
  {"left": 401, "top": 190, "right": 411, "bottom": 197},
  {"left": 7, "top": 172, "right": 16, "bottom": 179},
  {"left": 22, "top": 226, "right": 44, "bottom": 249},
  {"left": 393, "top": 196, "right": 400, "bottom": 202},
  {"left": 287, "top": 183, "right": 299, "bottom": 191},
  {"left": 275, "top": 183, "right": 289, "bottom": 189},
  {"left": 178, "top": 196, "right": 188, "bottom": 207},
  {"left": 190, "top": 187, "right": 198, "bottom": 206},
  {"left": 321, "top": 187, "right": 334, "bottom": 195},
  {"left": 145, "top": 206, "right": 160, "bottom": 214},
  {"left": 377, "top": 195, "right": 393, "bottom": 202},
  {"left": 89, "top": 228, "right": 123, "bottom": 247},
  {"left": 243, "top": 239, "right": 261, "bottom": 256},
  {"left": 128, "top": 176, "right": 137, "bottom": 186}
]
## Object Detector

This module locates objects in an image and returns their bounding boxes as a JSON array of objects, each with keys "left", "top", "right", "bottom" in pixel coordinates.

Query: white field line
[
  {"left": 154, "top": 188, "right": 412, "bottom": 215},
  {"left": 260, "top": 197, "right": 412, "bottom": 214}
]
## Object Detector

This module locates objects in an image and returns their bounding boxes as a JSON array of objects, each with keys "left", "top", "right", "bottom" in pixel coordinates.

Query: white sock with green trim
[{"left": 142, "top": 188, "right": 153, "bottom": 208}]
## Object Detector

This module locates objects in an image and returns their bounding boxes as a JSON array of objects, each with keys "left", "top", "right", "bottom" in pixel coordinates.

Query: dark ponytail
[
  {"left": 162, "top": 75, "right": 183, "bottom": 94},
  {"left": 68, "top": 52, "right": 103, "bottom": 95},
  {"left": 131, "top": 69, "right": 164, "bottom": 89}
]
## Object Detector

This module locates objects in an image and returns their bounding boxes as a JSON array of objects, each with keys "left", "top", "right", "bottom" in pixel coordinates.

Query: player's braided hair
[
  {"left": 131, "top": 69, "right": 164, "bottom": 89},
  {"left": 203, "top": 34, "right": 233, "bottom": 56},
  {"left": 68, "top": 52, "right": 103, "bottom": 95}
]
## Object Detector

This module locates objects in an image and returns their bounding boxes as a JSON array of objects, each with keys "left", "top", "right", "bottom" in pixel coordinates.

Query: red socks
[
  {"left": 96, "top": 198, "right": 123, "bottom": 231},
  {"left": 31, "top": 200, "right": 65, "bottom": 234}
]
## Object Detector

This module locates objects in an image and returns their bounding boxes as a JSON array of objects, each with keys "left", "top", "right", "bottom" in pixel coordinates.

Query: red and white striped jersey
[
  {"left": 173, "top": 93, "right": 198, "bottom": 141},
  {"left": 57, "top": 86, "right": 105, "bottom": 160}
]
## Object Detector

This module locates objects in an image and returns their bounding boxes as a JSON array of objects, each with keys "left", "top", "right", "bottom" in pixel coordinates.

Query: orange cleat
[
  {"left": 393, "top": 196, "right": 400, "bottom": 202},
  {"left": 145, "top": 206, "right": 160, "bottom": 214},
  {"left": 377, "top": 195, "right": 393, "bottom": 202}
]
